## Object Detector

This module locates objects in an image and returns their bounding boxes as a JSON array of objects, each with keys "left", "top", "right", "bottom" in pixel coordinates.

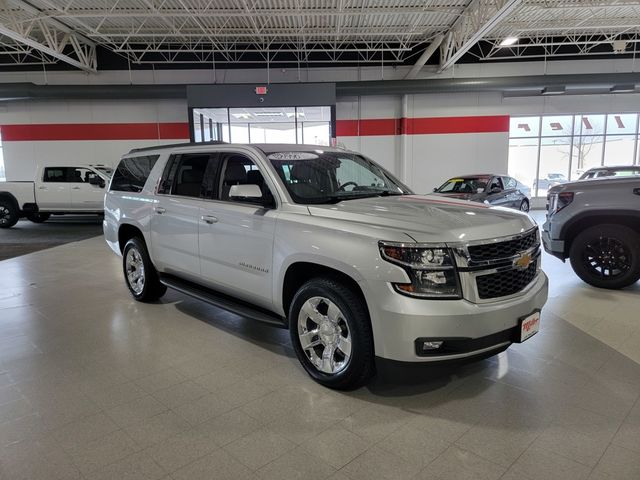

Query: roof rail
[{"left": 128, "top": 140, "right": 226, "bottom": 154}]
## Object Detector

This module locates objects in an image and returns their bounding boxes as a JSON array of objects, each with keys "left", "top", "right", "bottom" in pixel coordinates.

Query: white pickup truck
[{"left": 0, "top": 165, "right": 112, "bottom": 228}]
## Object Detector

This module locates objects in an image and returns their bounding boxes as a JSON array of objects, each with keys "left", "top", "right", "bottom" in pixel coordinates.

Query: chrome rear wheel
[{"left": 125, "top": 247, "right": 146, "bottom": 295}]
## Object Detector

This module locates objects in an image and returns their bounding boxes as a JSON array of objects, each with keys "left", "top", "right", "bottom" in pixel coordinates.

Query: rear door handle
[
  {"left": 155, "top": 207, "right": 166, "bottom": 214},
  {"left": 201, "top": 215, "right": 218, "bottom": 224},
  {"left": 38, "top": 186, "right": 47, "bottom": 190},
  {"left": 634, "top": 188, "right": 640, "bottom": 196},
  {"left": 72, "top": 186, "right": 81, "bottom": 190}
]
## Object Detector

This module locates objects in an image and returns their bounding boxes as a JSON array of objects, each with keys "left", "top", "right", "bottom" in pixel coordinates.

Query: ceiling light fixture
[{"left": 499, "top": 36, "right": 518, "bottom": 47}]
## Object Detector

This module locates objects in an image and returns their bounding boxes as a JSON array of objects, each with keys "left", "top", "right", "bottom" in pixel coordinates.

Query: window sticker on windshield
[{"left": 268, "top": 152, "right": 319, "bottom": 161}]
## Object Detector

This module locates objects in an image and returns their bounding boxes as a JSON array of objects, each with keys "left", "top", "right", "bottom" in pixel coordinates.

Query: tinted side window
[
  {"left": 503, "top": 177, "right": 517, "bottom": 189},
  {"left": 172, "top": 154, "right": 211, "bottom": 198},
  {"left": 110, "top": 155, "right": 159, "bottom": 192},
  {"left": 43, "top": 167, "right": 71, "bottom": 182},
  {"left": 489, "top": 177, "right": 504, "bottom": 191}
]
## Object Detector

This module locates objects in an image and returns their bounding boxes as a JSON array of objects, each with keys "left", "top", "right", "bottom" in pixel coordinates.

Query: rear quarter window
[{"left": 110, "top": 155, "right": 160, "bottom": 192}]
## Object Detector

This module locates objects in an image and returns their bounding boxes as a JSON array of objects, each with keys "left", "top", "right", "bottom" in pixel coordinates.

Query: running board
[{"left": 159, "top": 274, "right": 287, "bottom": 329}]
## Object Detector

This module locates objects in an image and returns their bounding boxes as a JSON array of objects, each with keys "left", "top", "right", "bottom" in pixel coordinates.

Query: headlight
[
  {"left": 547, "top": 192, "right": 574, "bottom": 215},
  {"left": 379, "top": 242, "right": 461, "bottom": 299}
]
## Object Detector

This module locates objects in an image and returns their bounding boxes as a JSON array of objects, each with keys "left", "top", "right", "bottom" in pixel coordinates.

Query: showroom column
[{"left": 399, "top": 94, "right": 412, "bottom": 185}]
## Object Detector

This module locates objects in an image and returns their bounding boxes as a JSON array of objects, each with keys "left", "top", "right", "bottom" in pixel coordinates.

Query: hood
[
  {"left": 549, "top": 175, "right": 640, "bottom": 194},
  {"left": 431, "top": 192, "right": 484, "bottom": 201},
  {"left": 307, "top": 195, "right": 535, "bottom": 244}
]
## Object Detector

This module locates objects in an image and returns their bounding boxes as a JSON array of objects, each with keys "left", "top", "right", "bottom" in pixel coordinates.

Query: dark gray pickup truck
[{"left": 542, "top": 176, "right": 640, "bottom": 289}]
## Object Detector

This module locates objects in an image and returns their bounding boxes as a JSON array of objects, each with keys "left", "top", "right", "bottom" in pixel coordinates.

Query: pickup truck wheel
[
  {"left": 26, "top": 213, "right": 50, "bottom": 223},
  {"left": 123, "top": 238, "right": 167, "bottom": 302},
  {"left": 569, "top": 224, "right": 640, "bottom": 289},
  {"left": 0, "top": 201, "right": 19, "bottom": 228},
  {"left": 289, "top": 277, "right": 374, "bottom": 390}
]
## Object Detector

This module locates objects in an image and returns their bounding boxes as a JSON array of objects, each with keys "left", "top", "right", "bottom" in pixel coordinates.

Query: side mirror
[
  {"left": 490, "top": 186, "right": 502, "bottom": 194},
  {"left": 433, "top": 187, "right": 438, "bottom": 192},
  {"left": 477, "top": 188, "right": 484, "bottom": 194},
  {"left": 89, "top": 176, "right": 105, "bottom": 188},
  {"left": 229, "top": 185, "right": 274, "bottom": 208},
  {"left": 229, "top": 184, "right": 263, "bottom": 200}
]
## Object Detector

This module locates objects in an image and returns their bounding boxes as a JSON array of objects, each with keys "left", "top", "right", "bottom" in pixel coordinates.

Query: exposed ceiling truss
[
  {"left": 0, "top": 0, "right": 96, "bottom": 72},
  {"left": 0, "top": 0, "right": 639, "bottom": 72},
  {"left": 439, "top": 0, "right": 521, "bottom": 71},
  {"left": 475, "top": 0, "right": 640, "bottom": 61}
]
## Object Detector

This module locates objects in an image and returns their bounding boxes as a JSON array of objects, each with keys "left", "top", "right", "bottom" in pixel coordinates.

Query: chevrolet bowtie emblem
[{"left": 514, "top": 252, "right": 533, "bottom": 270}]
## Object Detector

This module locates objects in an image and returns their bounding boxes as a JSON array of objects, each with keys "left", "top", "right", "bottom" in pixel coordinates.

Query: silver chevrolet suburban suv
[
  {"left": 104, "top": 143, "right": 548, "bottom": 389},
  {"left": 543, "top": 176, "right": 640, "bottom": 289}
]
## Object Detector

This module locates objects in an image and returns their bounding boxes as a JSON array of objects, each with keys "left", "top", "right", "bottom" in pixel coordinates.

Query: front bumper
[
  {"left": 541, "top": 229, "right": 565, "bottom": 260},
  {"left": 363, "top": 272, "right": 548, "bottom": 363}
]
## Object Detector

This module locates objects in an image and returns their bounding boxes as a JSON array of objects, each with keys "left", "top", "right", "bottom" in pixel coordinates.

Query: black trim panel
[
  {"left": 159, "top": 273, "right": 287, "bottom": 328},
  {"left": 414, "top": 327, "right": 517, "bottom": 357},
  {"left": 558, "top": 209, "right": 640, "bottom": 241}
]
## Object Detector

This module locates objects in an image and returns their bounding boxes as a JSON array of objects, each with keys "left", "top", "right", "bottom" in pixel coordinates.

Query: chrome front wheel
[
  {"left": 297, "top": 296, "right": 352, "bottom": 375},
  {"left": 289, "top": 277, "right": 374, "bottom": 389}
]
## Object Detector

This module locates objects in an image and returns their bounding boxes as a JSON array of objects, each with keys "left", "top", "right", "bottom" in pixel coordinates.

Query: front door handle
[
  {"left": 155, "top": 207, "right": 166, "bottom": 214},
  {"left": 72, "top": 186, "right": 81, "bottom": 190},
  {"left": 634, "top": 188, "right": 640, "bottom": 196},
  {"left": 38, "top": 186, "right": 47, "bottom": 190},
  {"left": 201, "top": 215, "right": 218, "bottom": 224}
]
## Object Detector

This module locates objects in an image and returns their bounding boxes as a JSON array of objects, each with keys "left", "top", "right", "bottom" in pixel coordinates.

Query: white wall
[
  {"left": 0, "top": 99, "right": 187, "bottom": 180},
  {"left": 335, "top": 91, "right": 640, "bottom": 195}
]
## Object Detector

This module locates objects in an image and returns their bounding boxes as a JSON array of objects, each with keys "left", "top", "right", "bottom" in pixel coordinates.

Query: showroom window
[
  {"left": 508, "top": 113, "right": 640, "bottom": 197},
  {"left": 191, "top": 106, "right": 332, "bottom": 146},
  {"left": 0, "top": 131, "right": 5, "bottom": 181}
]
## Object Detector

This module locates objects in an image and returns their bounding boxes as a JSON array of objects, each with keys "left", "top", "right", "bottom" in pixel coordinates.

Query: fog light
[{"left": 422, "top": 341, "right": 443, "bottom": 350}]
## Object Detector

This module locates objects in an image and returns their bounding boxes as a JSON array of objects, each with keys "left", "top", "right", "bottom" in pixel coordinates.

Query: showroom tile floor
[{"left": 0, "top": 214, "right": 639, "bottom": 480}]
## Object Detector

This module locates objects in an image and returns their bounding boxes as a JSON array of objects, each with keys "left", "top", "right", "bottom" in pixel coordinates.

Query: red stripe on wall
[
  {"left": 337, "top": 115, "right": 509, "bottom": 137},
  {"left": 335, "top": 118, "right": 399, "bottom": 137},
  {"left": 404, "top": 115, "right": 509, "bottom": 135},
  {"left": 0, "top": 115, "right": 508, "bottom": 141},
  {"left": 0, "top": 122, "right": 190, "bottom": 141}
]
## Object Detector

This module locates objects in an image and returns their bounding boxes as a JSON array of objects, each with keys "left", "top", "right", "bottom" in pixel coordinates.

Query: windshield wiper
[{"left": 304, "top": 190, "right": 405, "bottom": 205}]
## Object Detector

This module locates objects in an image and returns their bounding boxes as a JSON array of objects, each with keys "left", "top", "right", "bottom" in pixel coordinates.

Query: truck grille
[
  {"left": 467, "top": 228, "right": 538, "bottom": 262},
  {"left": 476, "top": 261, "right": 538, "bottom": 300}
]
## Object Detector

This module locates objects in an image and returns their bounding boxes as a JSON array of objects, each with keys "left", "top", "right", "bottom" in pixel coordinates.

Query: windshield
[
  {"left": 436, "top": 176, "right": 490, "bottom": 194},
  {"left": 268, "top": 151, "right": 410, "bottom": 204}
]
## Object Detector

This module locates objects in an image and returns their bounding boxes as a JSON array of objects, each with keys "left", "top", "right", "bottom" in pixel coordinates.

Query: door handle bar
[{"left": 154, "top": 207, "right": 166, "bottom": 214}]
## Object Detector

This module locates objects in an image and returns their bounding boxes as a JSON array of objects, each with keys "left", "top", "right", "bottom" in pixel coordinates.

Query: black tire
[
  {"left": 122, "top": 237, "right": 167, "bottom": 302},
  {"left": 519, "top": 199, "right": 530, "bottom": 212},
  {"left": 0, "top": 199, "right": 19, "bottom": 228},
  {"left": 569, "top": 224, "right": 640, "bottom": 290},
  {"left": 26, "top": 213, "right": 51, "bottom": 223},
  {"left": 289, "top": 277, "right": 375, "bottom": 390}
]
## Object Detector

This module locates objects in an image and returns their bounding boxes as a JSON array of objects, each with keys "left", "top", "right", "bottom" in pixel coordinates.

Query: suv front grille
[
  {"left": 475, "top": 261, "right": 538, "bottom": 300},
  {"left": 467, "top": 228, "right": 538, "bottom": 262}
]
